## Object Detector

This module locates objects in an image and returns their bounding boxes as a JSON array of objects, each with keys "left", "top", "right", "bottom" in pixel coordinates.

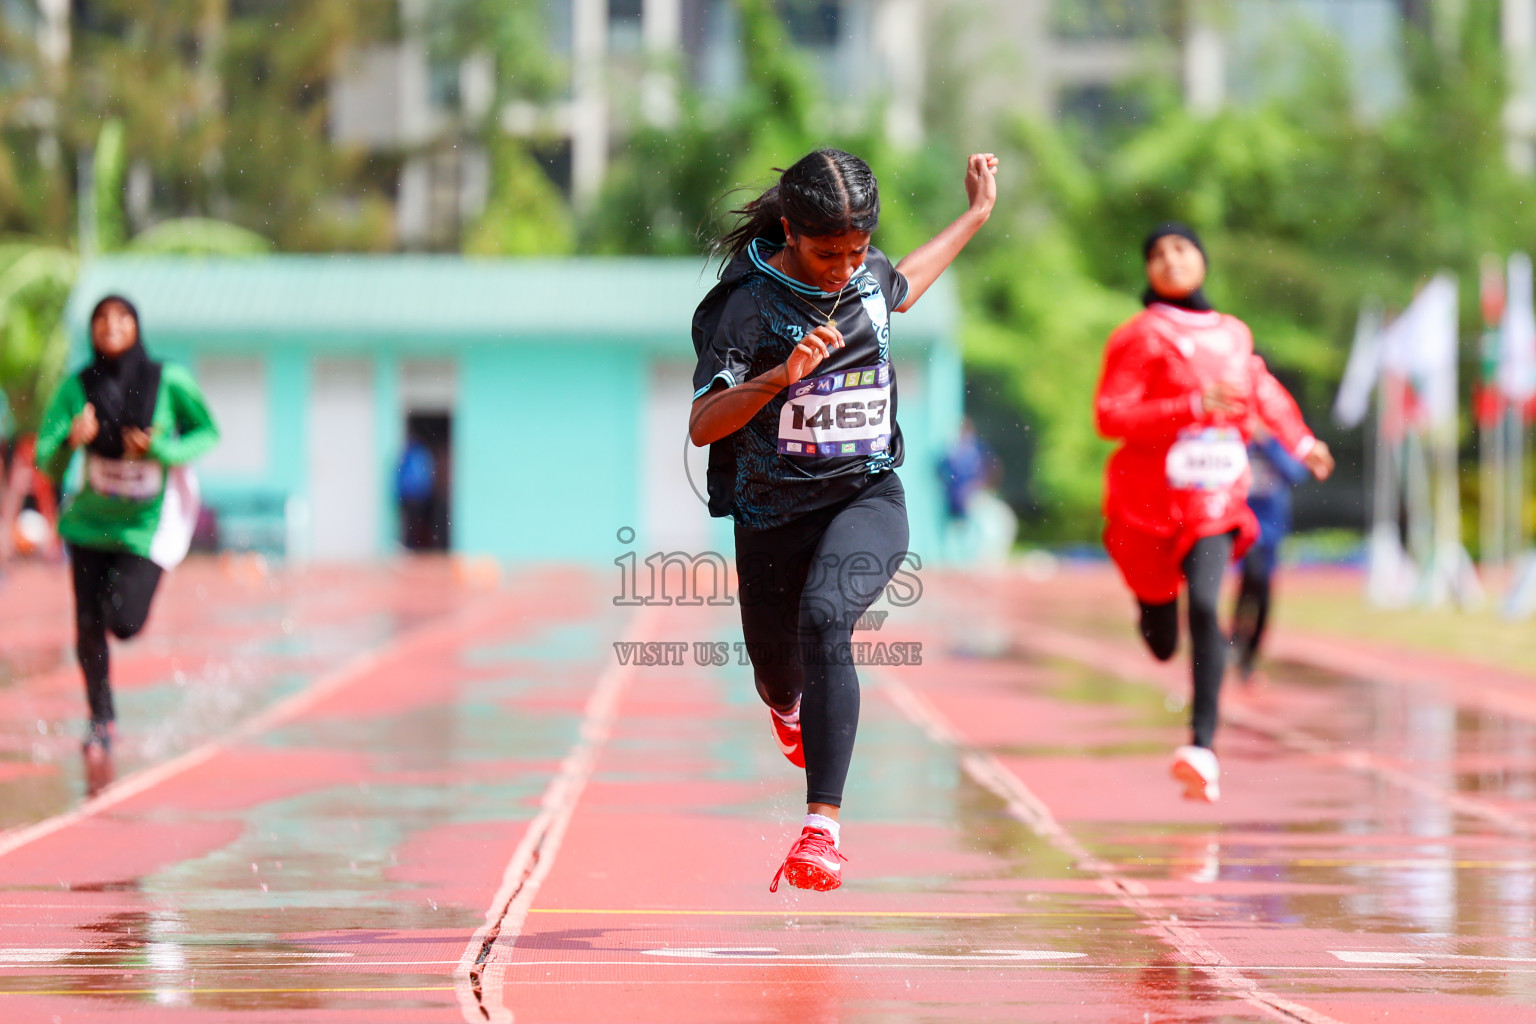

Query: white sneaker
[{"left": 1171, "top": 745, "right": 1220, "bottom": 803}]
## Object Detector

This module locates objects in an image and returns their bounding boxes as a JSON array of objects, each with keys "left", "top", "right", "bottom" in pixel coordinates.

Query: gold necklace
[
  {"left": 790, "top": 286, "right": 843, "bottom": 328},
  {"left": 773, "top": 252, "right": 845, "bottom": 327}
]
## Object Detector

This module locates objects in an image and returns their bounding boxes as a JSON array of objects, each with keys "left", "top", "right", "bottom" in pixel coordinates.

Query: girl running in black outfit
[{"left": 690, "top": 148, "right": 997, "bottom": 891}]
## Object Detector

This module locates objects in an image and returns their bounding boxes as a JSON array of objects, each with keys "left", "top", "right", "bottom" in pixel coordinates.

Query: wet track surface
[{"left": 2, "top": 559, "right": 1536, "bottom": 1021}]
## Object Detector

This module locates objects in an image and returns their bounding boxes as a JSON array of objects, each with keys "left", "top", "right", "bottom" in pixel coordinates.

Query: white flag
[
  {"left": 1377, "top": 273, "right": 1458, "bottom": 427},
  {"left": 1501, "top": 253, "right": 1536, "bottom": 403},
  {"left": 1333, "top": 301, "right": 1382, "bottom": 428}
]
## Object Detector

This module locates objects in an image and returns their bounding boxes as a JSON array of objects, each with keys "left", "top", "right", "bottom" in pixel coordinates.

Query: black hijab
[
  {"left": 79, "top": 295, "right": 162, "bottom": 458},
  {"left": 1141, "top": 222, "right": 1213, "bottom": 312}
]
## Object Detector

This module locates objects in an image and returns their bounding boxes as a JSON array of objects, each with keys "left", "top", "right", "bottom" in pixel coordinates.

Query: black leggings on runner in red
[
  {"left": 1136, "top": 531, "right": 1233, "bottom": 750},
  {"left": 1230, "top": 548, "right": 1273, "bottom": 678},
  {"left": 734, "top": 472, "right": 909, "bottom": 807}
]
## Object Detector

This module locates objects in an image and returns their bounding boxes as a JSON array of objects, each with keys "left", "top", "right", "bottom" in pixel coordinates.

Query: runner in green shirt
[{"left": 35, "top": 295, "right": 219, "bottom": 767}]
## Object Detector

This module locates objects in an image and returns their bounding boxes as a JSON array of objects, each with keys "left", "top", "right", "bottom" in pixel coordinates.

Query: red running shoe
[
  {"left": 770, "top": 707, "right": 805, "bottom": 768},
  {"left": 769, "top": 826, "right": 847, "bottom": 892}
]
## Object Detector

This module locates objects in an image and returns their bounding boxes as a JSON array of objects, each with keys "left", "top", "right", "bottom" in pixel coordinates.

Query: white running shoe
[{"left": 1171, "top": 745, "right": 1220, "bottom": 803}]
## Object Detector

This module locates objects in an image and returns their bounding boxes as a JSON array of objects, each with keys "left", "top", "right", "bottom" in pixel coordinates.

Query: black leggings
[
  {"left": 734, "top": 473, "right": 909, "bottom": 807},
  {"left": 70, "top": 544, "right": 163, "bottom": 725},
  {"left": 1137, "top": 531, "right": 1233, "bottom": 750},
  {"left": 1229, "top": 548, "right": 1273, "bottom": 679}
]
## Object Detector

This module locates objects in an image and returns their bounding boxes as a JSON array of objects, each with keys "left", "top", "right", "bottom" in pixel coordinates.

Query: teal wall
[
  {"left": 374, "top": 358, "right": 403, "bottom": 554},
  {"left": 268, "top": 349, "right": 310, "bottom": 500},
  {"left": 180, "top": 346, "right": 310, "bottom": 500},
  {"left": 455, "top": 345, "right": 643, "bottom": 561},
  {"left": 64, "top": 257, "right": 964, "bottom": 565},
  {"left": 181, "top": 347, "right": 310, "bottom": 558},
  {"left": 173, "top": 343, "right": 656, "bottom": 563},
  {"left": 149, "top": 337, "right": 963, "bottom": 565},
  {"left": 900, "top": 337, "right": 966, "bottom": 565}
]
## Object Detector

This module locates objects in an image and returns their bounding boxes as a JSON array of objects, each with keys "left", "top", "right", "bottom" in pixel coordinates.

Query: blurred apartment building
[
  {"left": 985, "top": 0, "right": 1536, "bottom": 167},
  {"left": 10, "top": 2, "right": 1533, "bottom": 248},
  {"left": 330, "top": 0, "right": 1536, "bottom": 248},
  {"left": 328, "top": 0, "right": 928, "bottom": 247}
]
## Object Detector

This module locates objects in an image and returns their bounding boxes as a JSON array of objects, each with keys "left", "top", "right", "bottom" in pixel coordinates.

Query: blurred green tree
[
  {"left": 427, "top": 0, "right": 573, "bottom": 254},
  {"left": 963, "top": 0, "right": 1536, "bottom": 538},
  {"left": 0, "top": 117, "right": 272, "bottom": 443},
  {"left": 52, "top": 0, "right": 395, "bottom": 251},
  {"left": 583, "top": 0, "right": 959, "bottom": 263},
  {"left": 464, "top": 135, "right": 575, "bottom": 256},
  {"left": 0, "top": 242, "right": 76, "bottom": 436}
]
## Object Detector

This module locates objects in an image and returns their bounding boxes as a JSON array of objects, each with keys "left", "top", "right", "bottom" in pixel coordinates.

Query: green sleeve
[
  {"left": 149, "top": 363, "right": 220, "bottom": 466},
  {"left": 34, "top": 375, "right": 86, "bottom": 484}
]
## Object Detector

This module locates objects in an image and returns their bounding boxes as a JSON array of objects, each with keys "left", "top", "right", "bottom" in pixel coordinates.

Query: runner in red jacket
[{"left": 1095, "top": 223, "right": 1334, "bottom": 802}]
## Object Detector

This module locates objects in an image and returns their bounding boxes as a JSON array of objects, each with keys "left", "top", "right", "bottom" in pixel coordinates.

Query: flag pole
[
  {"left": 1480, "top": 255, "right": 1506, "bottom": 571},
  {"left": 1500, "top": 253, "right": 1536, "bottom": 616}
]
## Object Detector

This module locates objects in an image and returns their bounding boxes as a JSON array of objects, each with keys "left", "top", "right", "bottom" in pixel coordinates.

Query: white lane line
[
  {"left": 1244, "top": 715, "right": 1536, "bottom": 837},
  {"left": 640, "top": 946, "right": 1084, "bottom": 961},
  {"left": 0, "top": 603, "right": 507, "bottom": 864},
  {"left": 1271, "top": 633, "right": 1536, "bottom": 727},
  {"left": 1020, "top": 624, "right": 1536, "bottom": 839},
  {"left": 0, "top": 950, "right": 352, "bottom": 962},
  {"left": 489, "top": 961, "right": 1536, "bottom": 974},
  {"left": 1333, "top": 950, "right": 1536, "bottom": 966},
  {"left": 0, "top": 949, "right": 74, "bottom": 964},
  {"left": 880, "top": 673, "right": 1349, "bottom": 1024},
  {"left": 6, "top": 955, "right": 1528, "bottom": 974},
  {"left": 454, "top": 606, "right": 658, "bottom": 1024},
  {"left": 1332, "top": 951, "right": 1424, "bottom": 965}
]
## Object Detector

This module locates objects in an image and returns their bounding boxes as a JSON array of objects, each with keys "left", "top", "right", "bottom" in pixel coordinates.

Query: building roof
[{"left": 67, "top": 255, "right": 956, "bottom": 355}]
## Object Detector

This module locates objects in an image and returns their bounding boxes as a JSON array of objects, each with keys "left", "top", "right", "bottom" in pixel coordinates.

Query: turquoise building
[{"left": 65, "top": 257, "right": 963, "bottom": 564}]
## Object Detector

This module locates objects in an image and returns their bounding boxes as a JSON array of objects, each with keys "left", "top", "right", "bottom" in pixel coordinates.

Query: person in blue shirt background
[
  {"left": 395, "top": 434, "right": 437, "bottom": 550},
  {"left": 938, "top": 418, "right": 995, "bottom": 521},
  {"left": 1229, "top": 425, "right": 1312, "bottom": 685},
  {"left": 937, "top": 418, "right": 1015, "bottom": 565}
]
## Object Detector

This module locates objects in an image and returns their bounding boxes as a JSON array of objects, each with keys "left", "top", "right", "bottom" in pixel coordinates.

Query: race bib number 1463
[{"left": 778, "top": 362, "right": 893, "bottom": 458}]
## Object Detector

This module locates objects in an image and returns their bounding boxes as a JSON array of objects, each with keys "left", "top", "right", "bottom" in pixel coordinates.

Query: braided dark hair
[{"left": 711, "top": 148, "right": 880, "bottom": 269}]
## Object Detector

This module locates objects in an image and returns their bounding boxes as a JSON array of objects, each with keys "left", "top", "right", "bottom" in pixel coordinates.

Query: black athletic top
[{"left": 692, "top": 238, "right": 910, "bottom": 530}]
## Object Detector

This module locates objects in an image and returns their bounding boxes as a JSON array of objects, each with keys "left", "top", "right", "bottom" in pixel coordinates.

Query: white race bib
[
  {"left": 778, "top": 362, "right": 893, "bottom": 458},
  {"left": 1166, "top": 428, "right": 1247, "bottom": 491},
  {"left": 87, "top": 455, "right": 164, "bottom": 501}
]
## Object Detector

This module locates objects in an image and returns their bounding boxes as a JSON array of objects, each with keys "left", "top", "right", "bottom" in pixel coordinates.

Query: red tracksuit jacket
[{"left": 1094, "top": 303, "right": 1316, "bottom": 561}]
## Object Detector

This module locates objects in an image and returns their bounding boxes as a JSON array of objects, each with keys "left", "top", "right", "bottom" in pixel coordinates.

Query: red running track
[{"left": 3, "top": 560, "right": 1536, "bottom": 1022}]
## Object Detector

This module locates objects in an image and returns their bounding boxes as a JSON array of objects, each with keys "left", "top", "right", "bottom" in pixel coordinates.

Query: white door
[
  {"left": 309, "top": 359, "right": 378, "bottom": 560},
  {"left": 195, "top": 356, "right": 269, "bottom": 478}
]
